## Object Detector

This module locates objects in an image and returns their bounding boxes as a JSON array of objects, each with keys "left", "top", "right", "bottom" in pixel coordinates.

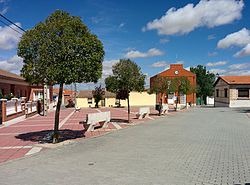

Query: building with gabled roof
[
  {"left": 0, "top": 69, "right": 52, "bottom": 102},
  {"left": 214, "top": 76, "right": 250, "bottom": 107},
  {"left": 150, "top": 64, "right": 196, "bottom": 105}
]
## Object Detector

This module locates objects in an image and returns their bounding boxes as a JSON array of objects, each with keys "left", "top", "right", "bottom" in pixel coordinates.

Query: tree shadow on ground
[
  {"left": 111, "top": 118, "right": 129, "bottom": 123},
  {"left": 15, "top": 129, "right": 85, "bottom": 144},
  {"left": 232, "top": 108, "right": 250, "bottom": 114}
]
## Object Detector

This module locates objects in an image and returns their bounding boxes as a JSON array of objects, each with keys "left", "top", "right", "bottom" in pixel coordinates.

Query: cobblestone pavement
[
  {"left": 0, "top": 106, "right": 168, "bottom": 163},
  {"left": 0, "top": 107, "right": 249, "bottom": 185}
]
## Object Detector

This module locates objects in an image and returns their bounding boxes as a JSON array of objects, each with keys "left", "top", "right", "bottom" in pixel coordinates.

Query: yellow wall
[
  {"left": 76, "top": 91, "right": 156, "bottom": 108},
  {"left": 128, "top": 92, "right": 156, "bottom": 106},
  {"left": 76, "top": 98, "right": 94, "bottom": 108}
]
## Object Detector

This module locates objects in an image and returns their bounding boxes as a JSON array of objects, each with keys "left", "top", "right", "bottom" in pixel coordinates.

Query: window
[
  {"left": 238, "top": 89, "right": 249, "bottom": 98},
  {"left": 224, "top": 88, "right": 228, "bottom": 98},
  {"left": 87, "top": 98, "right": 92, "bottom": 104},
  {"left": 216, "top": 89, "right": 219, "bottom": 97}
]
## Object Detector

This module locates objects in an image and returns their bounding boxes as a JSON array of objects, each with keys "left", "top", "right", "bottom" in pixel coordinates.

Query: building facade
[
  {"left": 77, "top": 90, "right": 156, "bottom": 108},
  {"left": 214, "top": 76, "right": 250, "bottom": 107},
  {"left": 0, "top": 69, "right": 53, "bottom": 102},
  {"left": 150, "top": 64, "right": 196, "bottom": 105}
]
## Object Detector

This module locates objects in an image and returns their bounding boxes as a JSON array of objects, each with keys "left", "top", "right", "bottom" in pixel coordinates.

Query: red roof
[
  {"left": 0, "top": 69, "right": 25, "bottom": 81},
  {"left": 220, "top": 76, "right": 250, "bottom": 85},
  {"left": 53, "top": 88, "right": 76, "bottom": 95}
]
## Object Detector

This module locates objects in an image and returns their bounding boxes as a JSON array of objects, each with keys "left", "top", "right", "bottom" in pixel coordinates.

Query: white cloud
[
  {"left": 102, "top": 59, "right": 119, "bottom": 78},
  {"left": 208, "top": 62, "right": 250, "bottom": 76},
  {"left": 125, "top": 48, "right": 164, "bottom": 58},
  {"left": 206, "top": 61, "right": 227, "bottom": 67},
  {"left": 209, "top": 68, "right": 226, "bottom": 75},
  {"left": 208, "top": 52, "right": 218, "bottom": 57},
  {"left": 224, "top": 70, "right": 250, "bottom": 76},
  {"left": 207, "top": 34, "right": 216, "bottom": 40},
  {"left": 234, "top": 43, "right": 250, "bottom": 57},
  {"left": 151, "top": 61, "right": 168, "bottom": 68},
  {"left": 0, "top": 55, "right": 23, "bottom": 73},
  {"left": 0, "top": 7, "right": 8, "bottom": 14},
  {"left": 228, "top": 63, "right": 250, "bottom": 70},
  {"left": 119, "top": 23, "right": 125, "bottom": 28},
  {"left": 159, "top": 38, "right": 169, "bottom": 43},
  {"left": 0, "top": 23, "right": 22, "bottom": 50},
  {"left": 143, "top": 0, "right": 244, "bottom": 35},
  {"left": 217, "top": 28, "right": 250, "bottom": 49}
]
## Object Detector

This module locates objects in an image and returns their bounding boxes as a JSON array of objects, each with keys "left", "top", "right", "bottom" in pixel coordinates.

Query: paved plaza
[
  {"left": 0, "top": 106, "right": 164, "bottom": 163},
  {"left": 0, "top": 107, "right": 250, "bottom": 185}
]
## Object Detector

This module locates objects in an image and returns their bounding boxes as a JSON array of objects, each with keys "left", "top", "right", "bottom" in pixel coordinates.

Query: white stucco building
[{"left": 214, "top": 76, "right": 250, "bottom": 107}]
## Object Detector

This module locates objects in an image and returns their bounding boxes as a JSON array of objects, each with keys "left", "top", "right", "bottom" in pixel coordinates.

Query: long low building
[
  {"left": 214, "top": 76, "right": 250, "bottom": 107},
  {"left": 0, "top": 69, "right": 52, "bottom": 102},
  {"left": 76, "top": 90, "right": 156, "bottom": 108}
]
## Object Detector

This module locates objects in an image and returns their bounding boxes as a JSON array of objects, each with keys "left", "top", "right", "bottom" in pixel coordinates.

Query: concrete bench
[
  {"left": 136, "top": 107, "right": 150, "bottom": 119},
  {"left": 83, "top": 111, "right": 111, "bottom": 132},
  {"left": 161, "top": 104, "right": 169, "bottom": 114},
  {"left": 175, "top": 104, "right": 186, "bottom": 111}
]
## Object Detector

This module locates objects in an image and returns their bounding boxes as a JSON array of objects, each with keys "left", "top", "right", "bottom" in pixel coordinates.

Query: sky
[{"left": 0, "top": 0, "right": 250, "bottom": 90}]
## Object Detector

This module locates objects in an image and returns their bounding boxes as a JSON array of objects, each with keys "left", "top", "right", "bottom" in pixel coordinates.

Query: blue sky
[{"left": 0, "top": 0, "right": 250, "bottom": 89}]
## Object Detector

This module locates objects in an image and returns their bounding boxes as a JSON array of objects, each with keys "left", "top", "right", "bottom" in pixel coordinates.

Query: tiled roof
[
  {"left": 53, "top": 88, "right": 76, "bottom": 95},
  {"left": 78, "top": 90, "right": 116, "bottom": 98},
  {"left": 0, "top": 69, "right": 25, "bottom": 81},
  {"left": 220, "top": 76, "right": 250, "bottom": 85}
]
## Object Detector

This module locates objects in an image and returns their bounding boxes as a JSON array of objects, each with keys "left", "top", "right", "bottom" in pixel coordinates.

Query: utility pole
[
  {"left": 43, "top": 83, "right": 48, "bottom": 116},
  {"left": 74, "top": 83, "right": 77, "bottom": 109}
]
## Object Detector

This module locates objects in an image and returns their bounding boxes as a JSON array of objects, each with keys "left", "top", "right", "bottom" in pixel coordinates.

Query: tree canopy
[
  {"left": 105, "top": 59, "right": 145, "bottom": 122},
  {"left": 190, "top": 65, "right": 215, "bottom": 103},
  {"left": 18, "top": 10, "right": 104, "bottom": 85},
  {"left": 18, "top": 10, "right": 104, "bottom": 143},
  {"left": 92, "top": 85, "right": 105, "bottom": 108}
]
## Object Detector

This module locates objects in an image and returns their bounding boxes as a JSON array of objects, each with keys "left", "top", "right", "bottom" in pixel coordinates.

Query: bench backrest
[
  {"left": 138, "top": 107, "right": 150, "bottom": 115},
  {"left": 162, "top": 104, "right": 169, "bottom": 111},
  {"left": 86, "top": 111, "right": 111, "bottom": 124}
]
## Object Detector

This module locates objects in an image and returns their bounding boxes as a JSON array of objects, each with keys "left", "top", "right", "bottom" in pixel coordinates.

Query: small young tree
[
  {"left": 92, "top": 85, "right": 105, "bottom": 108},
  {"left": 105, "top": 59, "right": 145, "bottom": 122},
  {"left": 18, "top": 10, "right": 104, "bottom": 143},
  {"left": 170, "top": 76, "right": 193, "bottom": 110},
  {"left": 150, "top": 75, "right": 171, "bottom": 115},
  {"left": 190, "top": 65, "right": 215, "bottom": 104}
]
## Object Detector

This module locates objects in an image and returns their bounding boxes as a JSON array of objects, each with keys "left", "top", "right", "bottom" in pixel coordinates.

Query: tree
[
  {"left": 105, "top": 59, "right": 145, "bottom": 122},
  {"left": 170, "top": 76, "right": 193, "bottom": 110},
  {"left": 18, "top": 10, "right": 104, "bottom": 143},
  {"left": 190, "top": 65, "right": 215, "bottom": 104},
  {"left": 92, "top": 85, "right": 105, "bottom": 108},
  {"left": 150, "top": 76, "right": 171, "bottom": 115}
]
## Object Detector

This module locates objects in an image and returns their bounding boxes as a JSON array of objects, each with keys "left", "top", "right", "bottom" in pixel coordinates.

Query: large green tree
[
  {"left": 150, "top": 75, "right": 171, "bottom": 115},
  {"left": 92, "top": 85, "right": 105, "bottom": 108},
  {"left": 18, "top": 10, "right": 104, "bottom": 143},
  {"left": 170, "top": 76, "right": 193, "bottom": 110},
  {"left": 190, "top": 65, "right": 215, "bottom": 104},
  {"left": 105, "top": 59, "right": 145, "bottom": 122}
]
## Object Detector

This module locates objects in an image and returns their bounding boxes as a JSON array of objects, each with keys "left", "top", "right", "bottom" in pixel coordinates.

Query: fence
[{"left": 0, "top": 98, "right": 39, "bottom": 124}]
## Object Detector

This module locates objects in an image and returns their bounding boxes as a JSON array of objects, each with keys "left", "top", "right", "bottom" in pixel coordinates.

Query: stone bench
[
  {"left": 161, "top": 104, "right": 169, "bottom": 114},
  {"left": 82, "top": 111, "right": 111, "bottom": 132},
  {"left": 136, "top": 107, "right": 150, "bottom": 119}
]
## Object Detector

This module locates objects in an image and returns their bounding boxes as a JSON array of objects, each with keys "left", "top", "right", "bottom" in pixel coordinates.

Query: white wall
[{"left": 230, "top": 100, "right": 250, "bottom": 108}]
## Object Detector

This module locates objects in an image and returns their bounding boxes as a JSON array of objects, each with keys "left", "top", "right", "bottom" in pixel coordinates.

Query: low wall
[{"left": 230, "top": 99, "right": 250, "bottom": 108}]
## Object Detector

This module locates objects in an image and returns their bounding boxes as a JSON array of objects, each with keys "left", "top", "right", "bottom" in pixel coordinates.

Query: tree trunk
[
  {"left": 159, "top": 93, "right": 164, "bottom": 116},
  {"left": 127, "top": 94, "right": 130, "bottom": 123},
  {"left": 53, "top": 83, "right": 63, "bottom": 143},
  {"left": 175, "top": 92, "right": 178, "bottom": 111}
]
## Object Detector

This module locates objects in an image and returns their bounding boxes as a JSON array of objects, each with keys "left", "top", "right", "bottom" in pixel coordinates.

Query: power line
[
  {"left": 0, "top": 19, "right": 23, "bottom": 35},
  {"left": 0, "top": 13, "right": 26, "bottom": 32}
]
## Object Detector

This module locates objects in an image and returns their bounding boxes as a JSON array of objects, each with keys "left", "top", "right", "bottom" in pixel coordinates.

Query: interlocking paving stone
[{"left": 0, "top": 107, "right": 249, "bottom": 184}]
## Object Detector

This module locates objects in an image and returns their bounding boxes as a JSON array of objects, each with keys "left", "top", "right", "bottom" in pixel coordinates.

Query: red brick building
[
  {"left": 0, "top": 69, "right": 52, "bottom": 101},
  {"left": 150, "top": 64, "right": 196, "bottom": 104}
]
